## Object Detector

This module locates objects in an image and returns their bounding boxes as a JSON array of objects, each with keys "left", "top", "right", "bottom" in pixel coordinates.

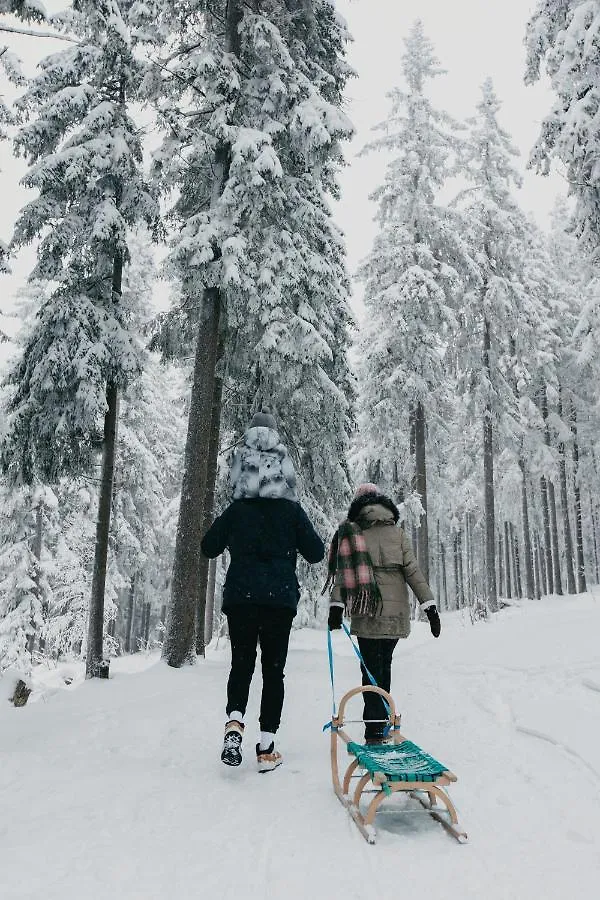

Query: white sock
[
  {"left": 259, "top": 731, "right": 276, "bottom": 751},
  {"left": 227, "top": 711, "right": 244, "bottom": 725}
]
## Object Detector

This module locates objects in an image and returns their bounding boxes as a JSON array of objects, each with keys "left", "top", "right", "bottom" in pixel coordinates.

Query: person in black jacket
[{"left": 201, "top": 407, "right": 324, "bottom": 772}]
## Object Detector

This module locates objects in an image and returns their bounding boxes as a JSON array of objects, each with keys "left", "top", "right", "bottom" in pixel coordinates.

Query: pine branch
[{"left": 0, "top": 23, "right": 77, "bottom": 43}]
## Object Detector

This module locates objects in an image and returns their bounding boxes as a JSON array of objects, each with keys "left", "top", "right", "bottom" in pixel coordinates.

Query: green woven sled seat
[{"left": 346, "top": 740, "right": 449, "bottom": 783}]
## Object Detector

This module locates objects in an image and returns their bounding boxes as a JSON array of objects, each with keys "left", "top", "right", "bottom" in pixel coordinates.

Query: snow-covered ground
[{"left": 2, "top": 594, "right": 599, "bottom": 900}]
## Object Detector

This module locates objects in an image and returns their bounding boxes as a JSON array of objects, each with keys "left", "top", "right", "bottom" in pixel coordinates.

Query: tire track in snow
[{"left": 582, "top": 679, "right": 600, "bottom": 694}]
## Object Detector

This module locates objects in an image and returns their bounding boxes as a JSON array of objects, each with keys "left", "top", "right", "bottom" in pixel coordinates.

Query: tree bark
[
  {"left": 533, "top": 533, "right": 543, "bottom": 600},
  {"left": 440, "top": 541, "right": 448, "bottom": 610},
  {"left": 590, "top": 500, "right": 600, "bottom": 584},
  {"left": 163, "top": 288, "right": 221, "bottom": 667},
  {"left": 457, "top": 528, "right": 465, "bottom": 608},
  {"left": 163, "top": 1, "right": 241, "bottom": 667},
  {"left": 504, "top": 521, "right": 512, "bottom": 599},
  {"left": 124, "top": 576, "right": 136, "bottom": 654},
  {"left": 483, "top": 317, "right": 498, "bottom": 611},
  {"left": 195, "top": 350, "right": 224, "bottom": 657},
  {"left": 86, "top": 249, "right": 122, "bottom": 678},
  {"left": 548, "top": 480, "right": 563, "bottom": 595},
  {"left": 519, "top": 458, "right": 534, "bottom": 598},
  {"left": 558, "top": 392, "right": 576, "bottom": 594},
  {"left": 510, "top": 522, "right": 522, "bottom": 599},
  {"left": 204, "top": 557, "right": 218, "bottom": 645},
  {"left": 571, "top": 411, "right": 587, "bottom": 593},
  {"left": 539, "top": 476, "right": 554, "bottom": 595},
  {"left": 411, "top": 400, "right": 429, "bottom": 581}
]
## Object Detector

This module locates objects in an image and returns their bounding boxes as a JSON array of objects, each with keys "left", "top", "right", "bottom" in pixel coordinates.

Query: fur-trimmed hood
[{"left": 347, "top": 492, "right": 400, "bottom": 524}]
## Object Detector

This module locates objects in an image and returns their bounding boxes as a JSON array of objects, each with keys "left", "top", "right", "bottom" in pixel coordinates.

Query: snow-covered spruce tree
[
  {"left": 454, "top": 79, "right": 530, "bottom": 612},
  {"left": 357, "top": 21, "right": 476, "bottom": 580},
  {"left": 150, "top": 1, "right": 354, "bottom": 664},
  {"left": 0, "top": 484, "right": 56, "bottom": 674},
  {"left": 0, "top": 1, "right": 164, "bottom": 676},
  {"left": 526, "top": 0, "right": 600, "bottom": 253}
]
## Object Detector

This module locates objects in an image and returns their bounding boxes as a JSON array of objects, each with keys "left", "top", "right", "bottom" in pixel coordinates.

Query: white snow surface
[{"left": 2, "top": 594, "right": 600, "bottom": 900}]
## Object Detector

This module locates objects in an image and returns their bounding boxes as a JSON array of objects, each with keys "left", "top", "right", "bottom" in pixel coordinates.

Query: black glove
[
  {"left": 328, "top": 606, "right": 343, "bottom": 631},
  {"left": 425, "top": 605, "right": 441, "bottom": 638}
]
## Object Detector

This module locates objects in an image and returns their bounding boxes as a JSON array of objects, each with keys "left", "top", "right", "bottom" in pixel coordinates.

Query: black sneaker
[{"left": 221, "top": 720, "right": 244, "bottom": 766}]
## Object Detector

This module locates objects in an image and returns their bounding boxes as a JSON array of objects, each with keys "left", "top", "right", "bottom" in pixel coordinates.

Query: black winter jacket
[{"left": 201, "top": 499, "right": 325, "bottom": 612}]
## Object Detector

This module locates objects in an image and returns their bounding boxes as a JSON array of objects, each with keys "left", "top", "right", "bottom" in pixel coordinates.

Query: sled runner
[{"left": 330, "top": 685, "right": 468, "bottom": 845}]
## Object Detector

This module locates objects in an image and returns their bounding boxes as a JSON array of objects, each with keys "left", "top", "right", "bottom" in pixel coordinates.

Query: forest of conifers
[{"left": 0, "top": 1, "right": 598, "bottom": 677}]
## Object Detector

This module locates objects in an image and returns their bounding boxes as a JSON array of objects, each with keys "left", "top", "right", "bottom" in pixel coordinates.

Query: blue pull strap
[{"left": 323, "top": 628, "right": 337, "bottom": 732}]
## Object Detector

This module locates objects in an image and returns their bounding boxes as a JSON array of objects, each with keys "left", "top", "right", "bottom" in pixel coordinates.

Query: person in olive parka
[
  {"left": 326, "top": 483, "right": 441, "bottom": 743},
  {"left": 201, "top": 407, "right": 324, "bottom": 772}
]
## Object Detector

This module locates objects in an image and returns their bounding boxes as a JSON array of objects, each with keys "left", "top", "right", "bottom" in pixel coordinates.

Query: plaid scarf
[{"left": 322, "top": 520, "right": 382, "bottom": 616}]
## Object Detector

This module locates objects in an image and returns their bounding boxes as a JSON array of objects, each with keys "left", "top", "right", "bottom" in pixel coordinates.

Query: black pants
[
  {"left": 357, "top": 636, "right": 399, "bottom": 739},
  {"left": 226, "top": 604, "right": 295, "bottom": 734}
]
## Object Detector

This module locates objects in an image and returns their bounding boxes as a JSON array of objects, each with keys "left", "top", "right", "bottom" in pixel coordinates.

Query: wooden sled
[{"left": 330, "top": 685, "right": 468, "bottom": 845}]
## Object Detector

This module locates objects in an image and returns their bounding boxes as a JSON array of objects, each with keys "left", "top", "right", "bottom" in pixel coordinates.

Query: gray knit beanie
[{"left": 249, "top": 405, "right": 277, "bottom": 430}]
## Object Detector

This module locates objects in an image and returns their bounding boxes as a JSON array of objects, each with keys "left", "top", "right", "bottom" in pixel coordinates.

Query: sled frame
[{"left": 330, "top": 685, "right": 467, "bottom": 844}]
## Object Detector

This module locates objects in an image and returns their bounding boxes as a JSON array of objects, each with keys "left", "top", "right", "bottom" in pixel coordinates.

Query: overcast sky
[{"left": 0, "top": 0, "right": 563, "bottom": 320}]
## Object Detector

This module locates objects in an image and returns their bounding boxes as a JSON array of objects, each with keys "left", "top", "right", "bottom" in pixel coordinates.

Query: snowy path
[{"left": 2, "top": 594, "right": 600, "bottom": 900}]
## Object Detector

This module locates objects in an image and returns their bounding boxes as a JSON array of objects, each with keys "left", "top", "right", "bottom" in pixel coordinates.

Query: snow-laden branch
[{"left": 0, "top": 22, "right": 77, "bottom": 42}]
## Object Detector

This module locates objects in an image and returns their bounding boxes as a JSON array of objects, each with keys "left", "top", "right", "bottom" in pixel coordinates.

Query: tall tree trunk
[
  {"left": 204, "top": 557, "right": 218, "bottom": 645},
  {"left": 195, "top": 348, "right": 224, "bottom": 657},
  {"left": 125, "top": 576, "right": 136, "bottom": 654},
  {"left": 557, "top": 394, "right": 576, "bottom": 594},
  {"left": 163, "top": 1, "right": 242, "bottom": 668},
  {"left": 497, "top": 531, "right": 504, "bottom": 597},
  {"left": 540, "top": 385, "right": 562, "bottom": 595},
  {"left": 86, "top": 250, "right": 122, "bottom": 678},
  {"left": 504, "top": 521, "right": 512, "bottom": 599},
  {"left": 457, "top": 528, "right": 465, "bottom": 608},
  {"left": 540, "top": 476, "right": 554, "bottom": 595},
  {"left": 571, "top": 411, "right": 587, "bottom": 593},
  {"left": 519, "top": 458, "right": 535, "bottom": 598},
  {"left": 483, "top": 318, "right": 498, "bottom": 611},
  {"left": 590, "top": 494, "right": 600, "bottom": 584},
  {"left": 163, "top": 287, "right": 221, "bottom": 666},
  {"left": 453, "top": 532, "right": 460, "bottom": 612},
  {"left": 533, "top": 534, "right": 542, "bottom": 600},
  {"left": 30, "top": 501, "right": 44, "bottom": 654},
  {"left": 510, "top": 522, "right": 523, "bottom": 599},
  {"left": 440, "top": 540, "right": 448, "bottom": 611},
  {"left": 411, "top": 400, "right": 429, "bottom": 581},
  {"left": 548, "top": 480, "right": 563, "bottom": 595}
]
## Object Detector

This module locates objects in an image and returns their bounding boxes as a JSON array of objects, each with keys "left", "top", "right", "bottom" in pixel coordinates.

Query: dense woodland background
[{"left": 0, "top": 0, "right": 599, "bottom": 677}]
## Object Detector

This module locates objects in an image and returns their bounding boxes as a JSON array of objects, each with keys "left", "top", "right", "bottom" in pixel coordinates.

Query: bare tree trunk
[
  {"left": 497, "top": 531, "right": 504, "bottom": 597},
  {"left": 457, "top": 528, "right": 465, "bottom": 608},
  {"left": 519, "top": 459, "right": 534, "bottom": 598},
  {"left": 452, "top": 532, "right": 460, "bottom": 611},
  {"left": 30, "top": 502, "right": 44, "bottom": 654},
  {"left": 86, "top": 252, "right": 121, "bottom": 679},
  {"left": 590, "top": 500, "right": 600, "bottom": 584},
  {"left": 548, "top": 480, "right": 563, "bottom": 595},
  {"left": 411, "top": 400, "right": 429, "bottom": 581},
  {"left": 195, "top": 353, "right": 224, "bottom": 657},
  {"left": 571, "top": 411, "right": 587, "bottom": 593},
  {"left": 540, "top": 385, "right": 562, "bottom": 595},
  {"left": 124, "top": 576, "right": 136, "bottom": 654},
  {"left": 440, "top": 540, "right": 448, "bottom": 611},
  {"left": 483, "top": 318, "right": 498, "bottom": 611},
  {"left": 540, "top": 476, "right": 554, "bottom": 595},
  {"left": 533, "top": 532, "right": 544, "bottom": 600},
  {"left": 558, "top": 393, "right": 576, "bottom": 594},
  {"left": 143, "top": 602, "right": 151, "bottom": 646},
  {"left": 163, "top": 1, "right": 241, "bottom": 668},
  {"left": 503, "top": 521, "right": 512, "bottom": 599},
  {"left": 511, "top": 523, "right": 522, "bottom": 598},
  {"left": 204, "top": 558, "right": 218, "bottom": 645}
]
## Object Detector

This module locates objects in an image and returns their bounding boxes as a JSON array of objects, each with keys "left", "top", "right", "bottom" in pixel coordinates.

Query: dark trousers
[
  {"left": 226, "top": 604, "right": 295, "bottom": 734},
  {"left": 357, "top": 636, "right": 399, "bottom": 739}
]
